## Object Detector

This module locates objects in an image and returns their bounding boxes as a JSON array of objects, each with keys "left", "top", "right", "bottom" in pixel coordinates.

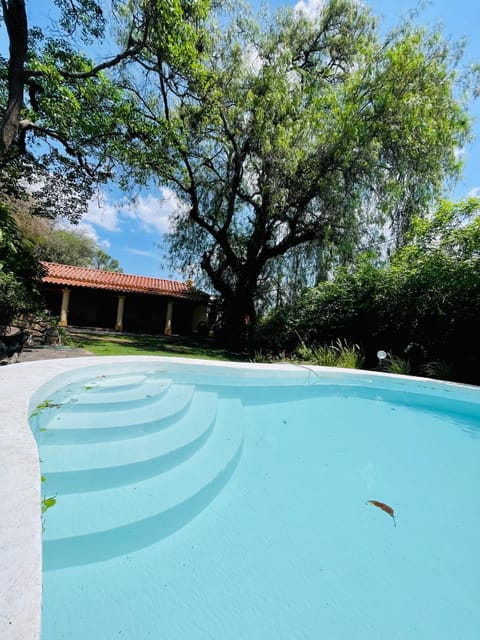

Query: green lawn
[{"left": 66, "top": 330, "right": 235, "bottom": 361}]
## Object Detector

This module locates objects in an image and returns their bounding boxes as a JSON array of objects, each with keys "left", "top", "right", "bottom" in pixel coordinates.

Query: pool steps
[
  {"left": 40, "top": 376, "right": 173, "bottom": 415},
  {"left": 37, "top": 383, "right": 195, "bottom": 444},
  {"left": 39, "top": 376, "right": 244, "bottom": 570},
  {"left": 77, "top": 373, "right": 152, "bottom": 391},
  {"left": 41, "top": 391, "right": 218, "bottom": 492}
]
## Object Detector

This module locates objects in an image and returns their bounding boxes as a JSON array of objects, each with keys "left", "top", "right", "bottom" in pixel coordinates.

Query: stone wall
[{"left": 8, "top": 315, "right": 61, "bottom": 345}]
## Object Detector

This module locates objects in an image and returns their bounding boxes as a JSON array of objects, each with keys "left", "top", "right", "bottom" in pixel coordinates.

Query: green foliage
[
  {"left": 114, "top": 0, "right": 472, "bottom": 345},
  {"left": 336, "top": 340, "right": 365, "bottom": 369},
  {"left": 40, "top": 473, "right": 56, "bottom": 523},
  {"left": 36, "top": 228, "right": 97, "bottom": 267},
  {"left": 92, "top": 249, "right": 122, "bottom": 272},
  {"left": 41, "top": 496, "right": 56, "bottom": 515},
  {"left": 35, "top": 227, "right": 123, "bottom": 271},
  {"left": 295, "top": 339, "right": 364, "bottom": 369},
  {"left": 30, "top": 399, "right": 61, "bottom": 417},
  {"left": 0, "top": 271, "right": 32, "bottom": 329},
  {"left": 257, "top": 199, "right": 480, "bottom": 384},
  {"left": 420, "top": 361, "right": 454, "bottom": 381},
  {"left": 1, "top": 0, "right": 213, "bottom": 220},
  {"left": 67, "top": 330, "right": 233, "bottom": 360},
  {"left": 54, "top": 0, "right": 106, "bottom": 42},
  {"left": 296, "top": 343, "right": 339, "bottom": 367},
  {"left": 0, "top": 203, "right": 44, "bottom": 328},
  {"left": 384, "top": 355, "right": 411, "bottom": 376}
]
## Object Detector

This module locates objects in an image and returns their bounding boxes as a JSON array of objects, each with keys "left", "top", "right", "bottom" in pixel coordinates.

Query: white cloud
[
  {"left": 294, "top": 0, "right": 325, "bottom": 19},
  {"left": 55, "top": 218, "right": 98, "bottom": 241},
  {"left": 128, "top": 248, "right": 157, "bottom": 259},
  {"left": 75, "top": 222, "right": 100, "bottom": 241},
  {"left": 98, "top": 237, "right": 111, "bottom": 249},
  {"left": 85, "top": 192, "right": 122, "bottom": 231},
  {"left": 467, "top": 187, "right": 480, "bottom": 198},
  {"left": 121, "top": 189, "right": 183, "bottom": 234},
  {"left": 83, "top": 187, "right": 185, "bottom": 236},
  {"left": 54, "top": 218, "right": 111, "bottom": 250}
]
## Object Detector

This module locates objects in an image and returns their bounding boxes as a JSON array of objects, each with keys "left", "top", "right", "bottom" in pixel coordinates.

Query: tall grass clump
[
  {"left": 420, "top": 361, "right": 453, "bottom": 381},
  {"left": 295, "top": 339, "right": 364, "bottom": 369},
  {"left": 384, "top": 354, "right": 411, "bottom": 375}
]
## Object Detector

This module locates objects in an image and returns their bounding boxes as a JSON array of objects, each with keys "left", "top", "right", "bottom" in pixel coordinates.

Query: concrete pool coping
[{"left": 2, "top": 355, "right": 480, "bottom": 640}]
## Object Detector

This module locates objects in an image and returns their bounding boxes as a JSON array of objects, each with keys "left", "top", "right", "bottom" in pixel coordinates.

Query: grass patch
[{"left": 67, "top": 330, "right": 235, "bottom": 361}]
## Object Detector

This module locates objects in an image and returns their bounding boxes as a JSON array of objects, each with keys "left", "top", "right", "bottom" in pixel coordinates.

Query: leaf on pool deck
[{"left": 367, "top": 499, "right": 396, "bottom": 527}]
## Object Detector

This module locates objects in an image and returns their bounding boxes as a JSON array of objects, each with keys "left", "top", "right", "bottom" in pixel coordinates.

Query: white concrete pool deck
[
  {"left": 2, "top": 355, "right": 479, "bottom": 640},
  {"left": 0, "top": 358, "right": 97, "bottom": 640}
]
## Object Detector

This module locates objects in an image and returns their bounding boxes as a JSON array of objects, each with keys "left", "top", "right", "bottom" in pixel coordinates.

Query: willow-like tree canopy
[{"left": 114, "top": 0, "right": 471, "bottom": 345}]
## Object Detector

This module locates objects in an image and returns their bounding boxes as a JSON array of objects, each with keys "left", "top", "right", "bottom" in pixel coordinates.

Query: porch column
[
  {"left": 115, "top": 295, "right": 126, "bottom": 331},
  {"left": 164, "top": 301, "right": 174, "bottom": 335},
  {"left": 59, "top": 288, "right": 70, "bottom": 327}
]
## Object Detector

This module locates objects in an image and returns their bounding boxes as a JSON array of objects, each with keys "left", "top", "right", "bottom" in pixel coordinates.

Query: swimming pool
[{"left": 24, "top": 359, "right": 480, "bottom": 638}]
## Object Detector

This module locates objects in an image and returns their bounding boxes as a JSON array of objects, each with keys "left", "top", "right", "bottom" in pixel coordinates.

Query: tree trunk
[
  {"left": 218, "top": 288, "right": 257, "bottom": 351},
  {"left": 0, "top": 0, "right": 28, "bottom": 154}
]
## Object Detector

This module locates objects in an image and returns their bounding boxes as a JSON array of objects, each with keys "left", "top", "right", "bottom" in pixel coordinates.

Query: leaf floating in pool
[{"left": 367, "top": 499, "right": 396, "bottom": 527}]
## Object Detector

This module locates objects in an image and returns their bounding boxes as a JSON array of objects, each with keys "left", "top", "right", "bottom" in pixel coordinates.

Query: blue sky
[{"left": 17, "top": 1, "right": 480, "bottom": 277}]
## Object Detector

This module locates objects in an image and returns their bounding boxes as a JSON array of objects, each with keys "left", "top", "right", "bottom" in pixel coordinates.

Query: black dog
[{"left": 0, "top": 331, "right": 31, "bottom": 364}]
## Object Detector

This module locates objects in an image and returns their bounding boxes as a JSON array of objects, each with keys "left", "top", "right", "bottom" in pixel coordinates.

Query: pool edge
[
  {"left": 1, "top": 355, "right": 479, "bottom": 640},
  {"left": 0, "top": 355, "right": 306, "bottom": 640}
]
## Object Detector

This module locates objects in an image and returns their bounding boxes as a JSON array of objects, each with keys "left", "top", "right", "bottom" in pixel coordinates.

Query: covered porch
[{"left": 40, "top": 262, "right": 209, "bottom": 336}]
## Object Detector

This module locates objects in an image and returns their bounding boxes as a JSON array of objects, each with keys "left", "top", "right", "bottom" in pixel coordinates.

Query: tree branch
[
  {"left": 18, "top": 119, "right": 98, "bottom": 176},
  {"left": 0, "top": 0, "right": 28, "bottom": 153},
  {"left": 25, "top": 44, "right": 144, "bottom": 81}
]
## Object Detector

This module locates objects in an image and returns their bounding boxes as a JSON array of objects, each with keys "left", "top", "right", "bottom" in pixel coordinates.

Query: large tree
[
  {"left": 1, "top": 0, "right": 128, "bottom": 219},
  {"left": 35, "top": 226, "right": 123, "bottom": 272},
  {"left": 0, "top": 0, "right": 212, "bottom": 219},
  {"left": 115, "top": 0, "right": 472, "bottom": 346}
]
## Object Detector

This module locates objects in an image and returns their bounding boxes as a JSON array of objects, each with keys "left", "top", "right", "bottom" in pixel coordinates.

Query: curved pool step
[
  {"left": 41, "top": 391, "right": 218, "bottom": 493},
  {"left": 51, "top": 374, "right": 152, "bottom": 405},
  {"left": 49, "top": 377, "right": 172, "bottom": 414},
  {"left": 43, "top": 397, "right": 244, "bottom": 570},
  {"left": 78, "top": 373, "right": 153, "bottom": 392},
  {"left": 70, "top": 368, "right": 169, "bottom": 391},
  {"left": 38, "top": 384, "right": 195, "bottom": 445}
]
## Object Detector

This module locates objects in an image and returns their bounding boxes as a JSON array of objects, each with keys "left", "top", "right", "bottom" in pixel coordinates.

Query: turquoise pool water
[{"left": 31, "top": 363, "right": 480, "bottom": 639}]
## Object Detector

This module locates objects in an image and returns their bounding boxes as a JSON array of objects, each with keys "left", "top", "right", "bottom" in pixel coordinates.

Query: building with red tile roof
[{"left": 40, "top": 262, "right": 209, "bottom": 335}]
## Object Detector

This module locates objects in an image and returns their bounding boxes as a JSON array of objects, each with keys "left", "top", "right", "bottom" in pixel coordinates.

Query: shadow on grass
[{"left": 66, "top": 330, "right": 238, "bottom": 361}]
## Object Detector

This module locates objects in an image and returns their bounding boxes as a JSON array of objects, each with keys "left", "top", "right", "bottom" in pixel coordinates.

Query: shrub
[
  {"left": 384, "top": 355, "right": 411, "bottom": 375},
  {"left": 255, "top": 200, "right": 480, "bottom": 384},
  {"left": 295, "top": 339, "right": 364, "bottom": 369},
  {"left": 420, "top": 361, "right": 454, "bottom": 381}
]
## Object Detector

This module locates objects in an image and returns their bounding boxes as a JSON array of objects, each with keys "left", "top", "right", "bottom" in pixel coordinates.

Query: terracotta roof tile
[{"left": 41, "top": 262, "right": 208, "bottom": 301}]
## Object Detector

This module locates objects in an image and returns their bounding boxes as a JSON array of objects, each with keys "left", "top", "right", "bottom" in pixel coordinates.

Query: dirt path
[{"left": 1, "top": 345, "right": 93, "bottom": 365}]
